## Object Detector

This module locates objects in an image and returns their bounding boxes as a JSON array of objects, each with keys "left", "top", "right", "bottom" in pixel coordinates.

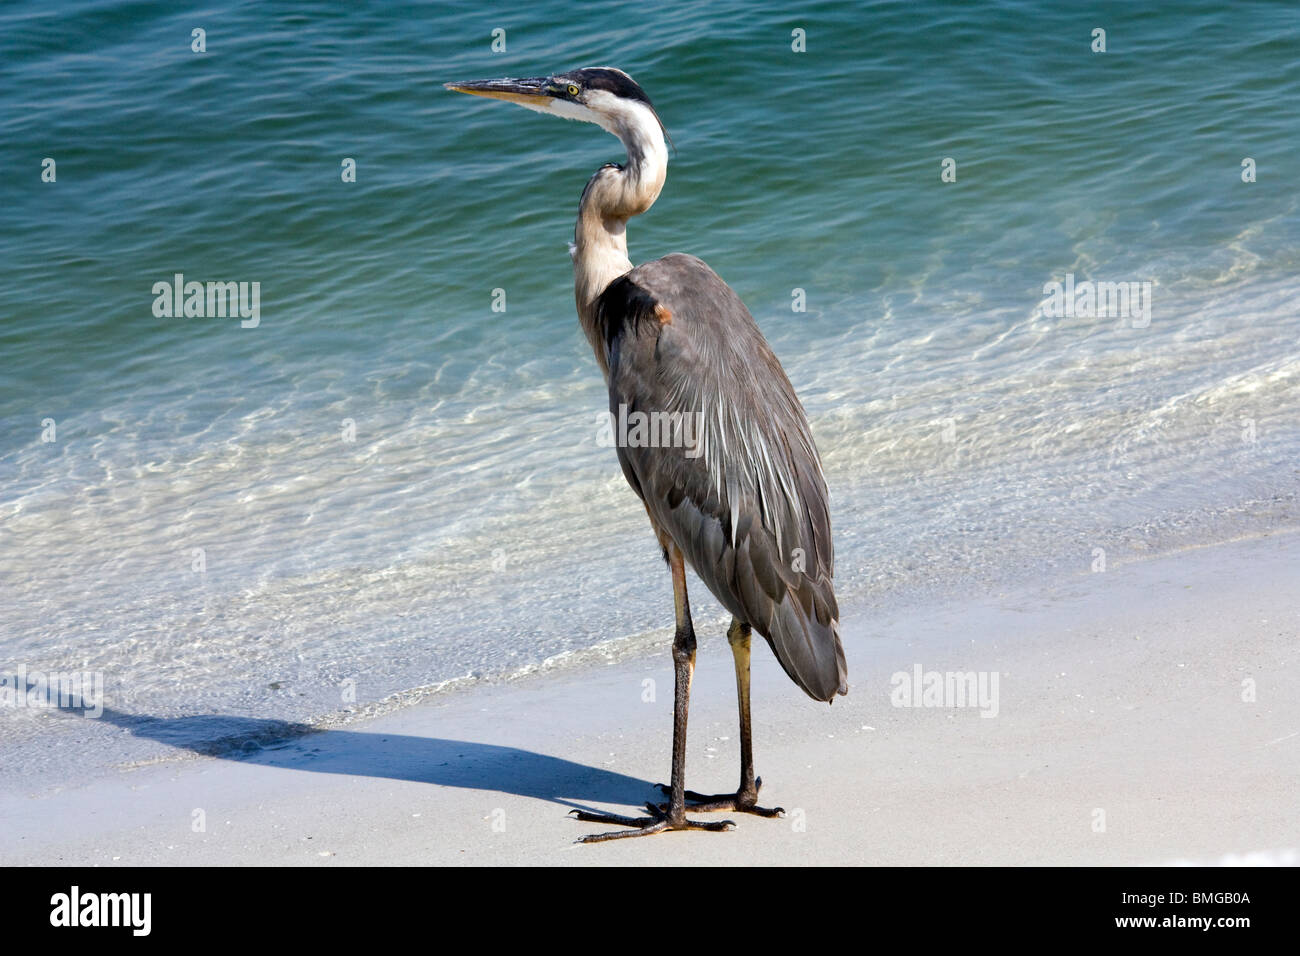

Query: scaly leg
[
  {"left": 658, "top": 618, "right": 784, "bottom": 817},
  {"left": 572, "top": 545, "right": 736, "bottom": 842}
]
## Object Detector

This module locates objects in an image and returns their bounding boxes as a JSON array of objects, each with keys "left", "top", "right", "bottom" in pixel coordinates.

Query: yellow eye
[{"left": 567, "top": 84, "right": 580, "bottom": 96}]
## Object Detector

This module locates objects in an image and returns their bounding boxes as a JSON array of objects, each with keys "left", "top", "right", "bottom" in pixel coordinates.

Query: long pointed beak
[{"left": 444, "top": 76, "right": 552, "bottom": 108}]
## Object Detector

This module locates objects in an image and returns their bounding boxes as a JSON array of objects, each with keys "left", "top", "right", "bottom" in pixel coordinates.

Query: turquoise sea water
[{"left": 2, "top": 1, "right": 1297, "bottom": 777}]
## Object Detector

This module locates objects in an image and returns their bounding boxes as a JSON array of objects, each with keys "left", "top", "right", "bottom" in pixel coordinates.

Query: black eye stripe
[{"left": 554, "top": 68, "right": 654, "bottom": 107}]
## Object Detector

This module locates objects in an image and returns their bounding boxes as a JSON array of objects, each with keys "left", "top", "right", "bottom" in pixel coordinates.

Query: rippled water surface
[{"left": 1, "top": 0, "right": 1297, "bottom": 777}]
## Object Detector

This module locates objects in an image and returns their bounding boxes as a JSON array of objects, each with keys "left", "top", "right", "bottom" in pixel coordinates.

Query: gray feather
[{"left": 595, "top": 253, "right": 848, "bottom": 701}]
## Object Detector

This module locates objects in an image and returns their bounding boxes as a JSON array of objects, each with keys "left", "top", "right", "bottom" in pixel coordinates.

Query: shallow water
[{"left": 2, "top": 0, "right": 1297, "bottom": 778}]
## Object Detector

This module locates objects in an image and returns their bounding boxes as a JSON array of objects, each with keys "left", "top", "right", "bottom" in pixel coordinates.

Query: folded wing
[{"left": 595, "top": 253, "right": 848, "bottom": 701}]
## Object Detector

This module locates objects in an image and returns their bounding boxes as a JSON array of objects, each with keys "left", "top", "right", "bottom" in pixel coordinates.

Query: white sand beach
[{"left": 4, "top": 530, "right": 1297, "bottom": 866}]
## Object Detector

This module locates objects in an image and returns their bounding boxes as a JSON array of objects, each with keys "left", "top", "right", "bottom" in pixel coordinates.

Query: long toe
[
  {"left": 658, "top": 781, "right": 781, "bottom": 814},
  {"left": 578, "top": 819, "right": 671, "bottom": 843},
  {"left": 570, "top": 808, "right": 656, "bottom": 827},
  {"left": 572, "top": 803, "right": 739, "bottom": 842},
  {"left": 690, "top": 796, "right": 785, "bottom": 816},
  {"left": 684, "top": 818, "right": 736, "bottom": 832}
]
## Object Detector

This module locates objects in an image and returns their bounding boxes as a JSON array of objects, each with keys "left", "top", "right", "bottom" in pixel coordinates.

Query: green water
[{"left": 1, "top": 0, "right": 1297, "bottom": 775}]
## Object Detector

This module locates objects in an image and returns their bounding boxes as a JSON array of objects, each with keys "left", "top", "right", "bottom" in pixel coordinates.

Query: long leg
[
  {"left": 665, "top": 545, "right": 697, "bottom": 820},
  {"left": 661, "top": 617, "right": 784, "bottom": 817},
  {"left": 572, "top": 545, "right": 735, "bottom": 841}
]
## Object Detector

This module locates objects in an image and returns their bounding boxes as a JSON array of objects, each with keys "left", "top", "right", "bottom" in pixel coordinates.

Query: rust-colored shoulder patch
[{"left": 653, "top": 304, "right": 673, "bottom": 324}]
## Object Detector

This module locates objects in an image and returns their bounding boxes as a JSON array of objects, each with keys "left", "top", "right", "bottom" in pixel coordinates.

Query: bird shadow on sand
[{"left": 82, "top": 705, "right": 655, "bottom": 815}]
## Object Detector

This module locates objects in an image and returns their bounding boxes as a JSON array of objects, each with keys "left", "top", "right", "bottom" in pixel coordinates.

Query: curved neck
[{"left": 573, "top": 102, "right": 668, "bottom": 371}]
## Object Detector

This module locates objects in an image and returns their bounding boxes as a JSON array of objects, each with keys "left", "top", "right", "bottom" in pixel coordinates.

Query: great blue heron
[{"left": 446, "top": 67, "right": 847, "bottom": 841}]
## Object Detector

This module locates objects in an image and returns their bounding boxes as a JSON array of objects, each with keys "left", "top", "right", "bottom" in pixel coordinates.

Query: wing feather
[{"left": 595, "top": 254, "right": 848, "bottom": 701}]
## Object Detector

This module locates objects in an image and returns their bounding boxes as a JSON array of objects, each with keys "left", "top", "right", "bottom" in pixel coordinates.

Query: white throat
[{"left": 568, "top": 93, "right": 668, "bottom": 370}]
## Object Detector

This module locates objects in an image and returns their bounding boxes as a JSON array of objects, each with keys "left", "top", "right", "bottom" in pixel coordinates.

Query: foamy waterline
[{"left": 3, "top": 262, "right": 1298, "bottom": 784}]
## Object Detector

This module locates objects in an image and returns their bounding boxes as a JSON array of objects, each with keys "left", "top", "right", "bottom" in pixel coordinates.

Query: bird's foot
[
  {"left": 655, "top": 776, "right": 785, "bottom": 817},
  {"left": 570, "top": 801, "right": 736, "bottom": 843}
]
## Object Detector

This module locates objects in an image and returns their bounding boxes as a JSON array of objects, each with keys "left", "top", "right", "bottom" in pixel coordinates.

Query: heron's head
[{"left": 445, "top": 67, "right": 668, "bottom": 149}]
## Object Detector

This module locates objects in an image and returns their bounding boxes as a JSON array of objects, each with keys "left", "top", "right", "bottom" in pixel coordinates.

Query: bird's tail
[{"left": 762, "top": 585, "right": 848, "bottom": 703}]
